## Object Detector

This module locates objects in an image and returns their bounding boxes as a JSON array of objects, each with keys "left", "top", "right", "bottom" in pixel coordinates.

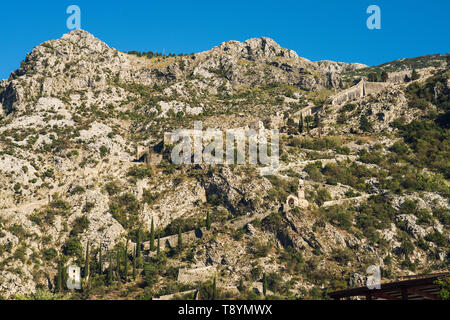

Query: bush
[
  {"left": 356, "top": 195, "right": 395, "bottom": 235},
  {"left": 250, "top": 239, "right": 272, "bottom": 258},
  {"left": 109, "top": 193, "right": 140, "bottom": 229},
  {"left": 70, "top": 216, "right": 90, "bottom": 236},
  {"left": 70, "top": 186, "right": 85, "bottom": 195},
  {"left": 359, "top": 115, "right": 373, "bottom": 132},
  {"left": 64, "top": 238, "right": 82, "bottom": 256},
  {"left": 50, "top": 199, "right": 70, "bottom": 211},
  {"left": 43, "top": 248, "right": 58, "bottom": 261},
  {"left": 368, "top": 73, "right": 378, "bottom": 82},
  {"left": 322, "top": 206, "right": 353, "bottom": 230},
  {"left": 433, "top": 208, "right": 450, "bottom": 226},
  {"left": 127, "top": 165, "right": 153, "bottom": 179},
  {"left": 104, "top": 181, "right": 121, "bottom": 196},
  {"left": 425, "top": 232, "right": 447, "bottom": 246},
  {"left": 99, "top": 145, "right": 110, "bottom": 158},
  {"left": 144, "top": 263, "right": 159, "bottom": 288},
  {"left": 330, "top": 248, "right": 354, "bottom": 265},
  {"left": 341, "top": 103, "right": 357, "bottom": 113}
]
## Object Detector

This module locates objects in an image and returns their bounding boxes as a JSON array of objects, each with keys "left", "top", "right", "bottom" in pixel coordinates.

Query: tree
[
  {"left": 368, "top": 72, "right": 378, "bottom": 82},
  {"left": 132, "top": 249, "right": 137, "bottom": 280},
  {"left": 56, "top": 257, "right": 64, "bottom": 293},
  {"left": 150, "top": 218, "right": 155, "bottom": 251},
  {"left": 124, "top": 239, "right": 129, "bottom": 282},
  {"left": 359, "top": 114, "right": 372, "bottom": 132},
  {"left": 436, "top": 277, "right": 450, "bottom": 300},
  {"left": 305, "top": 115, "right": 314, "bottom": 135},
  {"left": 263, "top": 273, "right": 268, "bottom": 296},
  {"left": 315, "top": 114, "right": 322, "bottom": 137},
  {"left": 286, "top": 118, "right": 296, "bottom": 135},
  {"left": 84, "top": 240, "right": 90, "bottom": 285},
  {"left": 411, "top": 69, "right": 420, "bottom": 81},
  {"left": 206, "top": 212, "right": 211, "bottom": 230},
  {"left": 144, "top": 263, "right": 158, "bottom": 288},
  {"left": 404, "top": 74, "right": 411, "bottom": 82},
  {"left": 212, "top": 276, "right": 217, "bottom": 300},
  {"left": 108, "top": 255, "right": 113, "bottom": 285},
  {"left": 298, "top": 114, "right": 304, "bottom": 134},
  {"left": 116, "top": 248, "right": 121, "bottom": 281},
  {"left": 177, "top": 229, "right": 183, "bottom": 252},
  {"left": 136, "top": 228, "right": 141, "bottom": 258},
  {"left": 98, "top": 243, "right": 103, "bottom": 275},
  {"left": 381, "top": 71, "right": 389, "bottom": 82},
  {"left": 157, "top": 233, "right": 161, "bottom": 256}
]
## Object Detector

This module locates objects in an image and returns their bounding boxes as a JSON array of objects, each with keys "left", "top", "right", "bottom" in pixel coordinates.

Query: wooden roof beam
[
  {"left": 371, "top": 293, "right": 402, "bottom": 300},
  {"left": 407, "top": 288, "right": 440, "bottom": 300}
]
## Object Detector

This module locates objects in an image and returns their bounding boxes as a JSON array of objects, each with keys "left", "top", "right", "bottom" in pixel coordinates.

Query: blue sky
[{"left": 1, "top": 0, "right": 449, "bottom": 80}]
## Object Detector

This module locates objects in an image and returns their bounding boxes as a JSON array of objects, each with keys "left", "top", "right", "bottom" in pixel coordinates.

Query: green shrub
[
  {"left": 70, "top": 216, "right": 90, "bottom": 236},
  {"left": 104, "top": 181, "right": 121, "bottom": 196},
  {"left": 64, "top": 237, "right": 82, "bottom": 256},
  {"left": 425, "top": 232, "right": 447, "bottom": 246},
  {"left": 127, "top": 165, "right": 153, "bottom": 179},
  {"left": 70, "top": 186, "right": 85, "bottom": 195},
  {"left": 43, "top": 248, "right": 58, "bottom": 261}
]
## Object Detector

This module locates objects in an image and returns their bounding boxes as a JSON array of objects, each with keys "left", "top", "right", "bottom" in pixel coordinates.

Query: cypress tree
[
  {"left": 157, "top": 233, "right": 161, "bottom": 256},
  {"left": 212, "top": 276, "right": 217, "bottom": 300},
  {"left": 150, "top": 218, "right": 155, "bottom": 251},
  {"left": 84, "top": 240, "right": 90, "bottom": 283},
  {"left": 56, "top": 257, "right": 63, "bottom": 293},
  {"left": 305, "top": 116, "right": 311, "bottom": 135},
  {"left": 359, "top": 114, "right": 372, "bottom": 132},
  {"left": 124, "top": 240, "right": 129, "bottom": 282},
  {"left": 116, "top": 248, "right": 121, "bottom": 281},
  {"left": 299, "top": 114, "right": 304, "bottom": 134},
  {"left": 108, "top": 254, "right": 113, "bottom": 285},
  {"left": 132, "top": 248, "right": 137, "bottom": 280},
  {"left": 136, "top": 229, "right": 141, "bottom": 258},
  {"left": 263, "top": 273, "right": 267, "bottom": 296},
  {"left": 177, "top": 229, "right": 183, "bottom": 252},
  {"left": 316, "top": 115, "right": 322, "bottom": 137},
  {"left": 314, "top": 113, "right": 319, "bottom": 128},
  {"left": 206, "top": 212, "right": 211, "bottom": 230},
  {"left": 98, "top": 243, "right": 103, "bottom": 275}
]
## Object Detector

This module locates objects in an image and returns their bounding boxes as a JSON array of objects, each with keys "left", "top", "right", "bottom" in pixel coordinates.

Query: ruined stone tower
[{"left": 297, "top": 179, "right": 308, "bottom": 208}]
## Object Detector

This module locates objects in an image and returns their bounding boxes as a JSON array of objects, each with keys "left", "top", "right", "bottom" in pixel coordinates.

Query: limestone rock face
[
  {"left": 0, "top": 30, "right": 448, "bottom": 299},
  {"left": 215, "top": 37, "right": 300, "bottom": 60},
  {"left": 395, "top": 214, "right": 434, "bottom": 240},
  {"left": 202, "top": 166, "right": 271, "bottom": 215}
]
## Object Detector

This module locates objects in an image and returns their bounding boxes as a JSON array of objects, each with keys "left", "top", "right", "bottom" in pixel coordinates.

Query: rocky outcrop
[{"left": 202, "top": 166, "right": 271, "bottom": 215}]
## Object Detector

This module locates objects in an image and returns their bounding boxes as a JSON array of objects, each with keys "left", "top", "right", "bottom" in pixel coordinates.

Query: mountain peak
[
  {"left": 58, "top": 29, "right": 111, "bottom": 52},
  {"left": 213, "top": 37, "right": 299, "bottom": 61},
  {"left": 61, "top": 29, "right": 96, "bottom": 41}
]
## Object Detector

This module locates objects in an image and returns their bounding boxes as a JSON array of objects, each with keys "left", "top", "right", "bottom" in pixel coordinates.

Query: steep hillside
[{"left": 0, "top": 30, "right": 448, "bottom": 300}]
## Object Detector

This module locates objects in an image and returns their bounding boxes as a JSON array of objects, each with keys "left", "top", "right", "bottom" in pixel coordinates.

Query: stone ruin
[
  {"left": 326, "top": 79, "right": 388, "bottom": 106},
  {"left": 283, "top": 179, "right": 309, "bottom": 212},
  {"left": 136, "top": 144, "right": 162, "bottom": 165},
  {"left": 177, "top": 266, "right": 216, "bottom": 284}
]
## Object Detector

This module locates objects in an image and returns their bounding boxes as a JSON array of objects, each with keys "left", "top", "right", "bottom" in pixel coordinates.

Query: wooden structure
[{"left": 329, "top": 271, "right": 448, "bottom": 300}]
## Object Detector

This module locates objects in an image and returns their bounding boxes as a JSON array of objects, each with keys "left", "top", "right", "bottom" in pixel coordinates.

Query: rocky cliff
[{"left": 0, "top": 30, "right": 448, "bottom": 300}]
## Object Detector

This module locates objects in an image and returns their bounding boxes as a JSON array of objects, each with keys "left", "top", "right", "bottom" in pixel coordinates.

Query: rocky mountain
[{"left": 0, "top": 30, "right": 448, "bottom": 300}]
